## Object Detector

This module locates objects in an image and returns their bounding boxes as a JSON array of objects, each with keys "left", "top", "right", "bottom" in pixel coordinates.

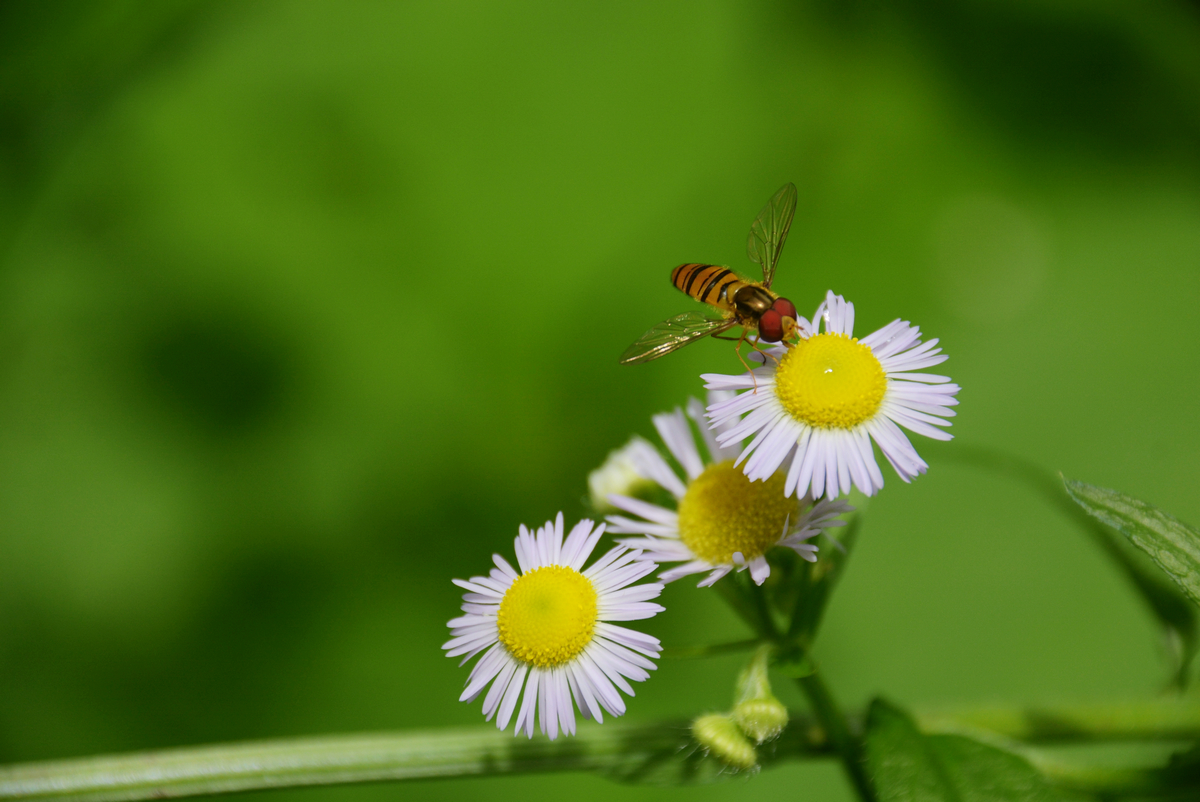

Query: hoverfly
[{"left": 619, "top": 182, "right": 800, "bottom": 367}]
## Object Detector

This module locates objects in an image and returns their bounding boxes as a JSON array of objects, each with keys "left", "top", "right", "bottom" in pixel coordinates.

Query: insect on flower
[{"left": 619, "top": 182, "right": 801, "bottom": 370}]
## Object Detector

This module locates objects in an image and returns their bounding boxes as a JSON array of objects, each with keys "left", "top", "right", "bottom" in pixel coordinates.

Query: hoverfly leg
[
  {"left": 748, "top": 335, "right": 778, "bottom": 365},
  {"left": 733, "top": 329, "right": 760, "bottom": 393}
]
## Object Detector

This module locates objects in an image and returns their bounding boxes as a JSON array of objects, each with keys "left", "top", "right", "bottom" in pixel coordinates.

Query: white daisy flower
[
  {"left": 605, "top": 395, "right": 851, "bottom": 587},
  {"left": 443, "top": 513, "right": 664, "bottom": 740},
  {"left": 705, "top": 290, "right": 960, "bottom": 500}
]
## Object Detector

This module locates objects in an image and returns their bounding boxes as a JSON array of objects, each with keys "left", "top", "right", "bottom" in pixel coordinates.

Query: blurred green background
[{"left": 2, "top": 1, "right": 1199, "bottom": 799}]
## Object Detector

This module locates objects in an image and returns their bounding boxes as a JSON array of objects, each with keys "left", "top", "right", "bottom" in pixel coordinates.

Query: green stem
[
  {"left": 3, "top": 701, "right": 1199, "bottom": 800},
  {"left": 787, "top": 514, "right": 862, "bottom": 644},
  {"left": 746, "top": 576, "right": 783, "bottom": 640},
  {"left": 1028, "top": 757, "right": 1200, "bottom": 799},
  {"left": 784, "top": 556, "right": 817, "bottom": 643},
  {"left": 736, "top": 579, "right": 873, "bottom": 801},
  {"left": 0, "top": 721, "right": 695, "bottom": 801},
  {"left": 917, "top": 698, "right": 1200, "bottom": 742},
  {"left": 795, "top": 669, "right": 876, "bottom": 802},
  {"left": 716, "top": 574, "right": 782, "bottom": 642}
]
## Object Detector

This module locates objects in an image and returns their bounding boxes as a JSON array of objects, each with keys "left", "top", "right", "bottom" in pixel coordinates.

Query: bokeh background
[{"left": 2, "top": 1, "right": 1199, "bottom": 800}]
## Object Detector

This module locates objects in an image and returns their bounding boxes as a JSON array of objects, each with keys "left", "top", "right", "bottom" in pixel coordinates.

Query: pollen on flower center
[
  {"left": 676, "top": 461, "right": 800, "bottom": 565},
  {"left": 774, "top": 332, "right": 887, "bottom": 429},
  {"left": 497, "top": 566, "right": 598, "bottom": 668}
]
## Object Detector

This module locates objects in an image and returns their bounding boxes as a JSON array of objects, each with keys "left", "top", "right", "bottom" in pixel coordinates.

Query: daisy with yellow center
[
  {"left": 605, "top": 395, "right": 851, "bottom": 586},
  {"left": 443, "top": 513, "right": 664, "bottom": 739},
  {"left": 705, "top": 290, "right": 960, "bottom": 500}
]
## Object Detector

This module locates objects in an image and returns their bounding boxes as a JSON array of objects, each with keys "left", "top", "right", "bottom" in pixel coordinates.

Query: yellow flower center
[
  {"left": 774, "top": 333, "right": 887, "bottom": 429},
  {"left": 497, "top": 566, "right": 598, "bottom": 668},
  {"left": 676, "top": 461, "right": 800, "bottom": 565}
]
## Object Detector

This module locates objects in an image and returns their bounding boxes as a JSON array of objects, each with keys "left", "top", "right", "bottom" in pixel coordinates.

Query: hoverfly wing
[
  {"left": 746, "top": 182, "right": 797, "bottom": 288},
  {"left": 619, "top": 310, "right": 734, "bottom": 365}
]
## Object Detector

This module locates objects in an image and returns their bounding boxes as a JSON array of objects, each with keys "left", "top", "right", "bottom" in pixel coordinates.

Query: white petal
[
  {"left": 748, "top": 555, "right": 771, "bottom": 585},
  {"left": 540, "top": 670, "right": 556, "bottom": 739},
  {"left": 496, "top": 664, "right": 528, "bottom": 731},
  {"left": 660, "top": 560, "right": 714, "bottom": 583},
  {"left": 515, "top": 669, "right": 540, "bottom": 738},
  {"left": 451, "top": 579, "right": 501, "bottom": 598},
  {"left": 606, "top": 496, "right": 679, "bottom": 527},
  {"left": 578, "top": 650, "right": 625, "bottom": 716},
  {"left": 697, "top": 565, "right": 733, "bottom": 587},
  {"left": 626, "top": 439, "right": 687, "bottom": 499},
  {"left": 588, "top": 644, "right": 640, "bottom": 692},
  {"left": 460, "top": 644, "right": 508, "bottom": 702},
  {"left": 595, "top": 622, "right": 662, "bottom": 657},
  {"left": 561, "top": 519, "right": 600, "bottom": 569},
  {"left": 482, "top": 657, "right": 519, "bottom": 720},
  {"left": 605, "top": 514, "right": 678, "bottom": 538},
  {"left": 653, "top": 407, "right": 704, "bottom": 480}
]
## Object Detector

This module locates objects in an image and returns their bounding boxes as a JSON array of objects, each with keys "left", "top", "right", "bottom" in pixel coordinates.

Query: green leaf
[
  {"left": 865, "top": 699, "right": 1077, "bottom": 801},
  {"left": 1064, "top": 478, "right": 1200, "bottom": 608}
]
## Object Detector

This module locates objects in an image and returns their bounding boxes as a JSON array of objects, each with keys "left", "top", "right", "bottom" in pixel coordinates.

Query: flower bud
[
  {"left": 732, "top": 696, "right": 790, "bottom": 744},
  {"left": 587, "top": 437, "right": 657, "bottom": 513},
  {"left": 731, "top": 644, "right": 789, "bottom": 743},
  {"left": 691, "top": 713, "right": 758, "bottom": 771}
]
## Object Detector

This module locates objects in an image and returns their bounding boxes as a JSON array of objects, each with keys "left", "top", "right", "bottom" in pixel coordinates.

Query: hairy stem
[
  {"left": 2, "top": 701, "right": 1199, "bottom": 800},
  {"left": 735, "top": 580, "right": 874, "bottom": 801}
]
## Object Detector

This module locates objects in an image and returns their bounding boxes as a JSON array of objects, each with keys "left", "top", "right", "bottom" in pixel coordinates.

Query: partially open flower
[{"left": 586, "top": 437, "right": 659, "bottom": 514}]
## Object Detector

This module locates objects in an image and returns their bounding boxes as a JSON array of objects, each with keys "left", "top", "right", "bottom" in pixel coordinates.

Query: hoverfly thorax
[{"left": 733, "top": 285, "right": 774, "bottom": 320}]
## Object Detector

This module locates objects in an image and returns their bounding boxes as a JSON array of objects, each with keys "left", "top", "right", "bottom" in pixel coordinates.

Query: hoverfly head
[
  {"left": 757, "top": 297, "right": 799, "bottom": 343},
  {"left": 772, "top": 297, "right": 797, "bottom": 321},
  {"left": 758, "top": 309, "right": 784, "bottom": 342}
]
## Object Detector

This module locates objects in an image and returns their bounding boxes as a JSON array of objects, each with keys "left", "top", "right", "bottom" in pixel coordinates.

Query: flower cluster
[{"left": 444, "top": 190, "right": 959, "bottom": 741}]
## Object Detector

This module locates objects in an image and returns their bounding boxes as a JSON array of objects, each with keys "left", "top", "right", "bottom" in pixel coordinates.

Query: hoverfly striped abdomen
[{"left": 670, "top": 263, "right": 747, "bottom": 312}]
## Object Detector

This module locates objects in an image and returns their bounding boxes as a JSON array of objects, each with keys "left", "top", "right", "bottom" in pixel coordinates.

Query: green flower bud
[
  {"left": 731, "top": 644, "right": 789, "bottom": 743},
  {"left": 732, "top": 696, "right": 789, "bottom": 744},
  {"left": 691, "top": 713, "right": 758, "bottom": 771}
]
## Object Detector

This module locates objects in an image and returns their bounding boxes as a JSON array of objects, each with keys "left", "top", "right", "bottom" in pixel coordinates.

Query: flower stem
[
  {"left": 0, "top": 722, "right": 692, "bottom": 801},
  {"left": 794, "top": 668, "right": 876, "bottom": 802},
  {"left": 2, "top": 701, "right": 1199, "bottom": 800},
  {"left": 731, "top": 579, "right": 874, "bottom": 800},
  {"left": 715, "top": 574, "right": 781, "bottom": 641}
]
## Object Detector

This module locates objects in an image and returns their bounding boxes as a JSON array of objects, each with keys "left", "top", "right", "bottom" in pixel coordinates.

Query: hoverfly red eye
[
  {"left": 773, "top": 297, "right": 797, "bottom": 321},
  {"left": 758, "top": 309, "right": 783, "bottom": 342}
]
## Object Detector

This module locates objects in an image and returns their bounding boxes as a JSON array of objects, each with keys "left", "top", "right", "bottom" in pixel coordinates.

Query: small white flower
[
  {"left": 443, "top": 513, "right": 664, "bottom": 739},
  {"left": 705, "top": 290, "right": 960, "bottom": 500},
  {"left": 606, "top": 395, "right": 851, "bottom": 587},
  {"left": 587, "top": 437, "right": 659, "bottom": 513}
]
